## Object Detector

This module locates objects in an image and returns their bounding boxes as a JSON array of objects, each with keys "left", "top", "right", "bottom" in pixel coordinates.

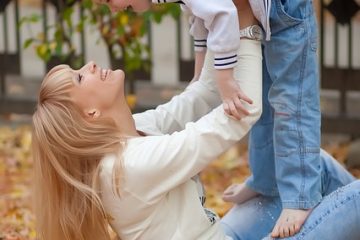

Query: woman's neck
[{"left": 107, "top": 106, "right": 141, "bottom": 138}]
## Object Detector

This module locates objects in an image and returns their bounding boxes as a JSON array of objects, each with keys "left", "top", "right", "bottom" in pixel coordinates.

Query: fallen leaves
[{"left": 0, "top": 126, "right": 35, "bottom": 240}]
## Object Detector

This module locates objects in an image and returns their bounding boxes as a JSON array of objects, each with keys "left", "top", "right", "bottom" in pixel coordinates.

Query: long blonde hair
[{"left": 32, "top": 65, "right": 123, "bottom": 240}]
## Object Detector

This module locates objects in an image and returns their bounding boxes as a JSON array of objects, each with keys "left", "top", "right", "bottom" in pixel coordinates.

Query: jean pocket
[{"left": 276, "top": 0, "right": 307, "bottom": 26}]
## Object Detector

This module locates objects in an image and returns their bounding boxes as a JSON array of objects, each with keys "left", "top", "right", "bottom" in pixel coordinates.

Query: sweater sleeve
[
  {"left": 185, "top": 0, "right": 240, "bottom": 69},
  {"left": 125, "top": 40, "right": 263, "bottom": 202},
  {"left": 189, "top": 16, "right": 208, "bottom": 52},
  {"left": 133, "top": 78, "right": 220, "bottom": 136},
  {"left": 182, "top": 4, "right": 208, "bottom": 52},
  {"left": 127, "top": 102, "right": 261, "bottom": 202}
]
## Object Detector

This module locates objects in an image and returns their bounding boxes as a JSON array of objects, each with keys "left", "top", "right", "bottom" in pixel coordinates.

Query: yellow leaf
[
  {"left": 119, "top": 14, "right": 129, "bottom": 25},
  {"left": 126, "top": 94, "right": 137, "bottom": 109}
]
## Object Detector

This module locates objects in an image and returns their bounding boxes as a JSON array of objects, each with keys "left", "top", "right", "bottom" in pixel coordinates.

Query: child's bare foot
[
  {"left": 271, "top": 208, "right": 312, "bottom": 238},
  {"left": 222, "top": 183, "right": 259, "bottom": 203}
]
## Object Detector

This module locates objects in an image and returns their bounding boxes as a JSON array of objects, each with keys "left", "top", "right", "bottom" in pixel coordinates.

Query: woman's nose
[{"left": 85, "top": 61, "right": 96, "bottom": 73}]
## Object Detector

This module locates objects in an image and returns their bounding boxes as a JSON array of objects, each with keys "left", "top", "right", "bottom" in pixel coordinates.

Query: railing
[
  {"left": 0, "top": 0, "right": 194, "bottom": 114},
  {"left": 320, "top": 0, "right": 360, "bottom": 135}
]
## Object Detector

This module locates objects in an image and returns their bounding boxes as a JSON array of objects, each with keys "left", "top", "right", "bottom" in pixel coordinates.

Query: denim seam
[
  {"left": 297, "top": 3, "right": 313, "bottom": 204},
  {"left": 295, "top": 190, "right": 360, "bottom": 239},
  {"left": 245, "top": 181, "right": 279, "bottom": 197},
  {"left": 281, "top": 199, "right": 321, "bottom": 210},
  {"left": 276, "top": 147, "right": 320, "bottom": 158}
]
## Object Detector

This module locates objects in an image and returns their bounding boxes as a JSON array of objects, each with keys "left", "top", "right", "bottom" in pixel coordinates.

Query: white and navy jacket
[{"left": 152, "top": 0, "right": 271, "bottom": 70}]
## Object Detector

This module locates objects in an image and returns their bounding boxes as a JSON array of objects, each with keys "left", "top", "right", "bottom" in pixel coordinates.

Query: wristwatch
[{"left": 239, "top": 25, "right": 264, "bottom": 41}]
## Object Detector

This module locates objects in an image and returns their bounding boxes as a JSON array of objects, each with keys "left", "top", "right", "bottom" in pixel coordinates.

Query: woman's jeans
[
  {"left": 246, "top": 0, "right": 322, "bottom": 209},
  {"left": 220, "top": 150, "right": 358, "bottom": 240}
]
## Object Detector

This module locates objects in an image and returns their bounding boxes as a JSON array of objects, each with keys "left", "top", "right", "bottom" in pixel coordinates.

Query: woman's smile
[{"left": 100, "top": 68, "right": 110, "bottom": 81}]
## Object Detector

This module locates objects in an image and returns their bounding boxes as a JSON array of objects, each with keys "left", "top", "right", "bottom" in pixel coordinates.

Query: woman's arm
[
  {"left": 132, "top": 78, "right": 220, "bottom": 136},
  {"left": 127, "top": 40, "right": 262, "bottom": 201}
]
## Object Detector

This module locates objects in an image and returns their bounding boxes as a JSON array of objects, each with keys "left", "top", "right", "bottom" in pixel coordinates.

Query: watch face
[{"left": 250, "top": 25, "right": 263, "bottom": 40}]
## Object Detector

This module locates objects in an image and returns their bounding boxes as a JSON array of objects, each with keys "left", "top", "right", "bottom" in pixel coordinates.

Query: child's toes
[{"left": 271, "top": 224, "right": 280, "bottom": 237}]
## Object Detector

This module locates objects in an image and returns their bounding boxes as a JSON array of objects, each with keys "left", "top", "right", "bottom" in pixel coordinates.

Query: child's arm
[
  {"left": 187, "top": 14, "right": 207, "bottom": 84},
  {"left": 185, "top": 0, "right": 254, "bottom": 119},
  {"left": 189, "top": 51, "right": 206, "bottom": 84}
]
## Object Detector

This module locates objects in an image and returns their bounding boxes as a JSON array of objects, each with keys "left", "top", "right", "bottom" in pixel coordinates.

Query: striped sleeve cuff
[
  {"left": 194, "top": 39, "right": 207, "bottom": 52},
  {"left": 214, "top": 52, "right": 238, "bottom": 69}
]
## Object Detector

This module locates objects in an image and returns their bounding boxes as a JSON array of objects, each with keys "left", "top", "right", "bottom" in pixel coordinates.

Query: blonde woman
[
  {"left": 32, "top": 37, "right": 262, "bottom": 240},
  {"left": 32, "top": 43, "right": 360, "bottom": 239}
]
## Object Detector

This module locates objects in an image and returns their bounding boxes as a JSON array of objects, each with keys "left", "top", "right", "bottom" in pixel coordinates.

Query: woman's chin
[{"left": 110, "top": 69, "right": 125, "bottom": 84}]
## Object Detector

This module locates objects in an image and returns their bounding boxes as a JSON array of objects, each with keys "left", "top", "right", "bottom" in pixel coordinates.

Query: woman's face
[
  {"left": 70, "top": 61, "right": 125, "bottom": 116},
  {"left": 99, "top": 0, "right": 151, "bottom": 12}
]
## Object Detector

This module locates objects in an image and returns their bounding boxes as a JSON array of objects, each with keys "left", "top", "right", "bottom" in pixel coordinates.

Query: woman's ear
[{"left": 86, "top": 109, "right": 101, "bottom": 119}]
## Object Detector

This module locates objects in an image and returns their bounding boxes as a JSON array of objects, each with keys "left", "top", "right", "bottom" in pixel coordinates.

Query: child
[
  {"left": 95, "top": 0, "right": 261, "bottom": 120},
  {"left": 222, "top": 0, "right": 322, "bottom": 238}
]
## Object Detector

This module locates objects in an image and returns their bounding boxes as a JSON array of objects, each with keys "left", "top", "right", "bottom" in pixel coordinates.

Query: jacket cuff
[
  {"left": 213, "top": 51, "right": 238, "bottom": 69},
  {"left": 194, "top": 39, "right": 207, "bottom": 52}
]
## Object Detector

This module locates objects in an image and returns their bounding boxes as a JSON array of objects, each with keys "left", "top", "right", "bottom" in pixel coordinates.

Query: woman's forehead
[{"left": 45, "top": 65, "right": 75, "bottom": 85}]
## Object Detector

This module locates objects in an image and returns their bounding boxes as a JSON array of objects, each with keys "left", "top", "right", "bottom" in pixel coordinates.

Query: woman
[
  {"left": 32, "top": 36, "right": 263, "bottom": 240},
  {"left": 32, "top": 48, "right": 360, "bottom": 240}
]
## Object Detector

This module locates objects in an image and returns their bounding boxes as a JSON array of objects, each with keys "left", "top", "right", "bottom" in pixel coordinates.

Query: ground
[{"left": 0, "top": 125, "right": 359, "bottom": 240}]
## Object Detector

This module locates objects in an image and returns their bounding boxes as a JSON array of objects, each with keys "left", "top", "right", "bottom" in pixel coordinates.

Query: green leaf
[
  {"left": 82, "top": 0, "right": 93, "bottom": 9},
  {"left": 23, "top": 38, "right": 34, "bottom": 49},
  {"left": 36, "top": 44, "right": 51, "bottom": 62},
  {"left": 55, "top": 42, "right": 63, "bottom": 56},
  {"left": 63, "top": 7, "right": 74, "bottom": 28},
  {"left": 29, "top": 14, "right": 41, "bottom": 23},
  {"left": 76, "top": 22, "right": 84, "bottom": 32}
]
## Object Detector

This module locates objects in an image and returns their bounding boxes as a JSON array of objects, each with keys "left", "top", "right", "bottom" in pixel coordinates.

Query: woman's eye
[{"left": 78, "top": 74, "right": 83, "bottom": 83}]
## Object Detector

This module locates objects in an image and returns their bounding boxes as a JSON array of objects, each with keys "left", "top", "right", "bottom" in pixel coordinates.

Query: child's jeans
[
  {"left": 221, "top": 150, "right": 357, "bottom": 240},
  {"left": 246, "top": 0, "right": 322, "bottom": 209}
]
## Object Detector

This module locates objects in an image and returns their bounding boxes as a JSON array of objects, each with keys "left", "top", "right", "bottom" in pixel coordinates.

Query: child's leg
[
  {"left": 242, "top": 0, "right": 322, "bottom": 237},
  {"left": 266, "top": 0, "right": 322, "bottom": 237}
]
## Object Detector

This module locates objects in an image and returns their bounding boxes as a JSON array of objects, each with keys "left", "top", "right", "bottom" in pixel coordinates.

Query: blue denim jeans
[
  {"left": 246, "top": 0, "right": 322, "bottom": 209},
  {"left": 221, "top": 150, "right": 356, "bottom": 240}
]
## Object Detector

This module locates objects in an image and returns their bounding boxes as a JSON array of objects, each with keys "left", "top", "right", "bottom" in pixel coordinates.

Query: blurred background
[{"left": 0, "top": 0, "right": 360, "bottom": 239}]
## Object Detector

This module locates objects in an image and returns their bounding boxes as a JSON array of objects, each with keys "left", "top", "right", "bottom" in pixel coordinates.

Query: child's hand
[{"left": 216, "top": 76, "right": 253, "bottom": 120}]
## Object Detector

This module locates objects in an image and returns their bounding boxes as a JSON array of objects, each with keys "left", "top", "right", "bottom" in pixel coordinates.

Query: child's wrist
[{"left": 216, "top": 68, "right": 234, "bottom": 82}]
